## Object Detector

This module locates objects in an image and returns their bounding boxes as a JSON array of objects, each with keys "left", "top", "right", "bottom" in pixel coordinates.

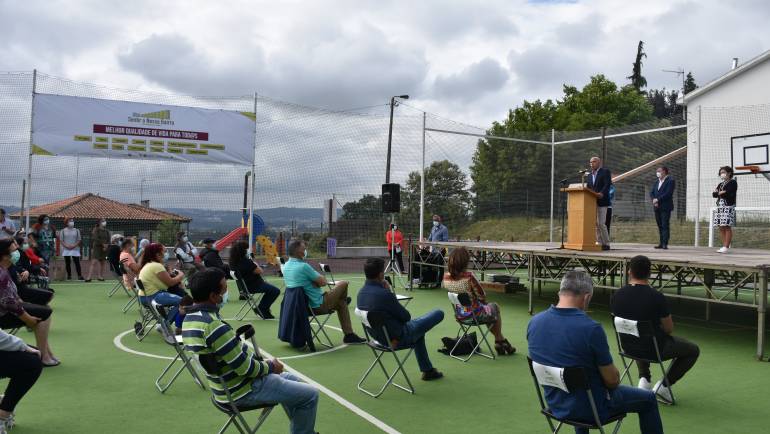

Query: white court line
[{"left": 112, "top": 329, "right": 400, "bottom": 434}]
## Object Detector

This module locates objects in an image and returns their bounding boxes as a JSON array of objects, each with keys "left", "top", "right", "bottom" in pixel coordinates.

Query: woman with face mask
[
  {"left": 385, "top": 223, "right": 405, "bottom": 273},
  {"left": 58, "top": 217, "right": 83, "bottom": 280},
  {"left": 85, "top": 218, "right": 110, "bottom": 282},
  {"left": 0, "top": 239, "right": 59, "bottom": 367},
  {"left": 32, "top": 214, "right": 56, "bottom": 271},
  {"left": 712, "top": 166, "right": 738, "bottom": 253},
  {"left": 174, "top": 231, "right": 203, "bottom": 276}
]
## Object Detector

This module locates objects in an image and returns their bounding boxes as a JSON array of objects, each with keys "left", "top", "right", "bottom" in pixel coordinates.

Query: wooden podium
[{"left": 560, "top": 185, "right": 601, "bottom": 251}]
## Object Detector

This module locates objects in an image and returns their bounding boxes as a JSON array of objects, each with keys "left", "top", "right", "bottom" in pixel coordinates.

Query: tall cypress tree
[{"left": 627, "top": 41, "right": 648, "bottom": 92}]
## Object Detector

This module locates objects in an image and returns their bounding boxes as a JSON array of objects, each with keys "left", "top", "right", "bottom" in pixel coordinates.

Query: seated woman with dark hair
[
  {"left": 0, "top": 239, "right": 59, "bottom": 366},
  {"left": 442, "top": 247, "right": 515, "bottom": 355},
  {"left": 137, "top": 243, "right": 188, "bottom": 338},
  {"left": 227, "top": 240, "right": 280, "bottom": 319},
  {"left": 0, "top": 328, "right": 43, "bottom": 432},
  {"left": 10, "top": 237, "right": 54, "bottom": 306}
]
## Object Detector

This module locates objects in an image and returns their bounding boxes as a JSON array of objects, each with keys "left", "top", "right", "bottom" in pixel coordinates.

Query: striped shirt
[{"left": 182, "top": 304, "right": 272, "bottom": 403}]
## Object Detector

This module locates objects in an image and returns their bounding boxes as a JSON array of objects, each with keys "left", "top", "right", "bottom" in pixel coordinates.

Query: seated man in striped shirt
[{"left": 183, "top": 268, "right": 319, "bottom": 434}]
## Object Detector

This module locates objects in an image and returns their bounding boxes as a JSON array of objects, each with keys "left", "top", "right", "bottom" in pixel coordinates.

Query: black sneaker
[
  {"left": 134, "top": 321, "right": 144, "bottom": 337},
  {"left": 261, "top": 311, "right": 275, "bottom": 320},
  {"left": 343, "top": 333, "right": 366, "bottom": 344},
  {"left": 601, "top": 245, "right": 610, "bottom": 251},
  {"left": 421, "top": 368, "right": 444, "bottom": 381}
]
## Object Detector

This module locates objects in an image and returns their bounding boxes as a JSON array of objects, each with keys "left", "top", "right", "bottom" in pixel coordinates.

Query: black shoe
[
  {"left": 662, "top": 245, "right": 668, "bottom": 249},
  {"left": 601, "top": 245, "right": 610, "bottom": 251},
  {"left": 261, "top": 311, "right": 275, "bottom": 320},
  {"left": 134, "top": 321, "right": 144, "bottom": 337},
  {"left": 654, "top": 245, "right": 663, "bottom": 249},
  {"left": 77, "top": 276, "right": 85, "bottom": 281},
  {"left": 345, "top": 296, "right": 352, "bottom": 305},
  {"left": 343, "top": 333, "right": 366, "bottom": 344},
  {"left": 421, "top": 368, "right": 444, "bottom": 381},
  {"left": 84, "top": 279, "right": 92, "bottom": 282}
]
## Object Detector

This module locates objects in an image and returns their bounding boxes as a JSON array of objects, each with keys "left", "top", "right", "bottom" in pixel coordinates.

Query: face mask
[
  {"left": 22, "top": 243, "right": 29, "bottom": 250},
  {"left": 43, "top": 219, "right": 50, "bottom": 226},
  {"left": 182, "top": 236, "right": 189, "bottom": 242},
  {"left": 68, "top": 221, "right": 75, "bottom": 228},
  {"left": 304, "top": 249, "right": 308, "bottom": 259},
  {"left": 100, "top": 221, "right": 107, "bottom": 227},
  {"left": 656, "top": 172, "right": 662, "bottom": 179},
  {"left": 720, "top": 173, "right": 727, "bottom": 180},
  {"left": 393, "top": 225, "right": 398, "bottom": 230},
  {"left": 433, "top": 221, "right": 439, "bottom": 227},
  {"left": 163, "top": 251, "right": 170, "bottom": 261},
  {"left": 217, "top": 289, "right": 230, "bottom": 310},
  {"left": 10, "top": 250, "right": 20, "bottom": 264}
]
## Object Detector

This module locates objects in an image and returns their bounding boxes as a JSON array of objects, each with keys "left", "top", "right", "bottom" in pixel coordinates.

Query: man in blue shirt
[
  {"left": 527, "top": 270, "right": 663, "bottom": 434},
  {"left": 356, "top": 258, "right": 444, "bottom": 381},
  {"left": 281, "top": 239, "right": 365, "bottom": 344},
  {"left": 427, "top": 214, "right": 448, "bottom": 242}
]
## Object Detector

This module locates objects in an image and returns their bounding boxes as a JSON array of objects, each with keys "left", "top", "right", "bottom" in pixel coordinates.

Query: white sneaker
[
  {"left": 653, "top": 380, "right": 674, "bottom": 404},
  {"left": 638, "top": 377, "right": 652, "bottom": 390},
  {"left": 717, "top": 246, "right": 729, "bottom": 253}
]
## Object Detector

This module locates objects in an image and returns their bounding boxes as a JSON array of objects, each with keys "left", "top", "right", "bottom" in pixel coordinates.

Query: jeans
[
  {"left": 575, "top": 385, "right": 662, "bottom": 434},
  {"left": 235, "top": 372, "right": 319, "bottom": 434},
  {"left": 654, "top": 208, "right": 672, "bottom": 247},
  {"left": 249, "top": 281, "right": 281, "bottom": 314},
  {"left": 638, "top": 335, "right": 700, "bottom": 386},
  {"left": 140, "top": 291, "right": 182, "bottom": 326},
  {"left": 397, "top": 309, "right": 444, "bottom": 372}
]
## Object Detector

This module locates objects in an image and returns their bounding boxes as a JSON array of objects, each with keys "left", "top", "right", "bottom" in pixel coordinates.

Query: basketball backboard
[{"left": 732, "top": 133, "right": 770, "bottom": 175}]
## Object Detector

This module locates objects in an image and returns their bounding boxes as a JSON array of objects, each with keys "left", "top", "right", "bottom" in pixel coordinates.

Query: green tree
[
  {"left": 402, "top": 160, "right": 472, "bottom": 235},
  {"left": 684, "top": 72, "right": 697, "bottom": 94},
  {"left": 156, "top": 219, "right": 180, "bottom": 245},
  {"left": 558, "top": 75, "right": 653, "bottom": 130},
  {"left": 339, "top": 194, "right": 381, "bottom": 220},
  {"left": 627, "top": 40, "right": 648, "bottom": 92}
]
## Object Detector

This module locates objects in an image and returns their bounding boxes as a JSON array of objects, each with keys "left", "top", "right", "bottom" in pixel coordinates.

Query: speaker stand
[{"left": 384, "top": 213, "right": 407, "bottom": 291}]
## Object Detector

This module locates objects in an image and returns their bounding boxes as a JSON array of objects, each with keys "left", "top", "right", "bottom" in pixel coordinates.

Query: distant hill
[{"left": 163, "top": 207, "right": 333, "bottom": 233}]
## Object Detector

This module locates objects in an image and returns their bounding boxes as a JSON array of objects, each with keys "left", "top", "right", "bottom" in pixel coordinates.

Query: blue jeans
[
  {"left": 575, "top": 385, "right": 662, "bottom": 434},
  {"left": 235, "top": 372, "right": 319, "bottom": 434},
  {"left": 140, "top": 292, "right": 182, "bottom": 326},
  {"left": 397, "top": 309, "right": 444, "bottom": 372},
  {"left": 249, "top": 281, "right": 281, "bottom": 313}
]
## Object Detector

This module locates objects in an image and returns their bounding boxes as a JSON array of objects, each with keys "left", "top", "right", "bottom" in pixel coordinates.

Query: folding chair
[
  {"left": 446, "top": 292, "right": 496, "bottom": 362},
  {"left": 354, "top": 308, "right": 415, "bottom": 398},
  {"left": 198, "top": 325, "right": 277, "bottom": 433},
  {"left": 384, "top": 276, "right": 413, "bottom": 307},
  {"left": 133, "top": 278, "right": 160, "bottom": 341},
  {"left": 527, "top": 357, "right": 625, "bottom": 434},
  {"left": 108, "top": 262, "right": 131, "bottom": 298},
  {"left": 307, "top": 295, "right": 334, "bottom": 349},
  {"left": 122, "top": 278, "right": 139, "bottom": 314},
  {"left": 154, "top": 302, "right": 206, "bottom": 393},
  {"left": 230, "top": 270, "right": 264, "bottom": 320},
  {"left": 612, "top": 315, "right": 676, "bottom": 405},
  {"left": 318, "top": 263, "right": 337, "bottom": 287}
]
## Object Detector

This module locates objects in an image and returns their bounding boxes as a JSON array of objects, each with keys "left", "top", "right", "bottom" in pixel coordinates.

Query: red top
[
  {"left": 385, "top": 229, "right": 403, "bottom": 250},
  {"left": 25, "top": 248, "right": 43, "bottom": 266}
]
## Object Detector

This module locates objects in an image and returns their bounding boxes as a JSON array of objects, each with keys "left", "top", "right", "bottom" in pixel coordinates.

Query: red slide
[{"left": 215, "top": 227, "right": 249, "bottom": 250}]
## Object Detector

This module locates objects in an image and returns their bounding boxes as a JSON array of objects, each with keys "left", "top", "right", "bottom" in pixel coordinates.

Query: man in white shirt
[{"left": 0, "top": 209, "right": 16, "bottom": 241}]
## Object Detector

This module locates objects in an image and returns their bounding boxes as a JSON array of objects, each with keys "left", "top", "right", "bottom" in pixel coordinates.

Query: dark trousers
[
  {"left": 388, "top": 249, "right": 405, "bottom": 273},
  {"left": 638, "top": 335, "right": 700, "bottom": 386},
  {"left": 0, "top": 350, "right": 43, "bottom": 412},
  {"left": 605, "top": 207, "right": 613, "bottom": 235},
  {"left": 654, "top": 208, "right": 672, "bottom": 247},
  {"left": 64, "top": 256, "right": 82, "bottom": 278},
  {"left": 249, "top": 281, "right": 281, "bottom": 313}
]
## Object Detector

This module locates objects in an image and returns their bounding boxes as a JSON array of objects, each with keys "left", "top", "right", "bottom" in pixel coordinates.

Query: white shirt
[
  {"left": 657, "top": 176, "right": 667, "bottom": 190},
  {"left": 0, "top": 218, "right": 16, "bottom": 240}
]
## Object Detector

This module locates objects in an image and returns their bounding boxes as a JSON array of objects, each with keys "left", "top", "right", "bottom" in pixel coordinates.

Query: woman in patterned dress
[
  {"left": 442, "top": 247, "right": 515, "bottom": 355},
  {"left": 712, "top": 166, "right": 737, "bottom": 253}
]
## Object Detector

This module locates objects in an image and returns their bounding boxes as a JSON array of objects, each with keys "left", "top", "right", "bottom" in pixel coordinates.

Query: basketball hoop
[{"left": 737, "top": 165, "right": 761, "bottom": 174}]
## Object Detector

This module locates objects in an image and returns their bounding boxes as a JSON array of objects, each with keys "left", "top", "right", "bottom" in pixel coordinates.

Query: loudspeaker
[{"left": 381, "top": 183, "right": 400, "bottom": 213}]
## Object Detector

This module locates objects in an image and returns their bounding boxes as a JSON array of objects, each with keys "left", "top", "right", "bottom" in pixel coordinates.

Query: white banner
[{"left": 32, "top": 93, "right": 255, "bottom": 166}]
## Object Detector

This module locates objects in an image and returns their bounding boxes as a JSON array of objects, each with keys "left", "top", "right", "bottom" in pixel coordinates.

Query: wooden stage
[{"left": 409, "top": 241, "right": 770, "bottom": 360}]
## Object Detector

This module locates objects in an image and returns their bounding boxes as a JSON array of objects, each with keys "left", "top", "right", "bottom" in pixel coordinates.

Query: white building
[{"left": 683, "top": 50, "right": 770, "bottom": 232}]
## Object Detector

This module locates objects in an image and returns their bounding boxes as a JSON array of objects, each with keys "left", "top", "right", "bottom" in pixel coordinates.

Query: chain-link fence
[{"left": 2, "top": 70, "right": 770, "bottom": 256}]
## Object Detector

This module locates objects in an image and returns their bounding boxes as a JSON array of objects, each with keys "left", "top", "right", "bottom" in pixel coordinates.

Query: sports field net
[{"left": 1, "top": 71, "right": 769, "bottom": 253}]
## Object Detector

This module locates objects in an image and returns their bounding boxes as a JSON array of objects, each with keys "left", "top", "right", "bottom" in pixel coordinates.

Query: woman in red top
[
  {"left": 442, "top": 247, "right": 515, "bottom": 355},
  {"left": 385, "top": 223, "right": 405, "bottom": 273}
]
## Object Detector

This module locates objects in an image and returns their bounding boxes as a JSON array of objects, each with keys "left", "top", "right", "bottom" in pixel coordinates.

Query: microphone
[{"left": 577, "top": 169, "right": 589, "bottom": 175}]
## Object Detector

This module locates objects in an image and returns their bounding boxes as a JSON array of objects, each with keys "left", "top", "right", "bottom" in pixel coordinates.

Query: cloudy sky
[{"left": 3, "top": 0, "right": 770, "bottom": 127}]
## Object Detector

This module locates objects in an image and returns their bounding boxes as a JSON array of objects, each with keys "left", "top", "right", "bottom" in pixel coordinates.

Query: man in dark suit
[
  {"left": 587, "top": 156, "right": 612, "bottom": 250},
  {"left": 650, "top": 166, "right": 675, "bottom": 249}
]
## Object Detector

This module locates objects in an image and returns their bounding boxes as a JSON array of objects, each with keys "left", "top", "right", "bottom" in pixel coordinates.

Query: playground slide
[{"left": 214, "top": 227, "right": 248, "bottom": 250}]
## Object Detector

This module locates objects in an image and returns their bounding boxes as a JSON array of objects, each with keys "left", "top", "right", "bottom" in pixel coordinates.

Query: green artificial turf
[{"left": 2, "top": 274, "right": 767, "bottom": 433}]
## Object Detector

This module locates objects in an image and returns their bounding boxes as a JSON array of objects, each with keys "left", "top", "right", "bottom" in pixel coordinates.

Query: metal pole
[
  {"left": 758, "top": 269, "right": 767, "bottom": 360},
  {"left": 549, "top": 128, "right": 555, "bottom": 243},
  {"left": 75, "top": 154, "right": 80, "bottom": 195},
  {"left": 25, "top": 69, "right": 37, "bottom": 231},
  {"left": 419, "top": 112, "right": 426, "bottom": 241},
  {"left": 385, "top": 97, "right": 395, "bottom": 184},
  {"left": 694, "top": 106, "right": 702, "bottom": 246},
  {"left": 248, "top": 93, "right": 258, "bottom": 253}
]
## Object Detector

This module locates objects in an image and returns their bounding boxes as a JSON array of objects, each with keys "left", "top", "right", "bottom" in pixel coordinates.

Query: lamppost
[{"left": 385, "top": 95, "right": 409, "bottom": 183}]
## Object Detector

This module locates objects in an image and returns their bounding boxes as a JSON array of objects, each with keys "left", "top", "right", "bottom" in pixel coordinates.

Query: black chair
[
  {"left": 198, "top": 326, "right": 277, "bottom": 433},
  {"left": 446, "top": 291, "right": 496, "bottom": 362},
  {"left": 354, "top": 308, "right": 415, "bottom": 398},
  {"left": 527, "top": 357, "right": 626, "bottom": 434},
  {"left": 611, "top": 315, "right": 676, "bottom": 405}
]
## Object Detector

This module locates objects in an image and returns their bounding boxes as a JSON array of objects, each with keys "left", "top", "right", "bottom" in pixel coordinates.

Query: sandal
[{"left": 42, "top": 359, "right": 61, "bottom": 367}]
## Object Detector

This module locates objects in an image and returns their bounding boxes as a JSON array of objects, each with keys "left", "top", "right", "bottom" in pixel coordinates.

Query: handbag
[{"left": 438, "top": 332, "right": 478, "bottom": 356}]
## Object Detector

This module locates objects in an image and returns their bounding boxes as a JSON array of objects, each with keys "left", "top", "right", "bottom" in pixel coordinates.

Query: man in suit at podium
[
  {"left": 650, "top": 166, "right": 675, "bottom": 249},
  {"left": 587, "top": 156, "right": 611, "bottom": 250}
]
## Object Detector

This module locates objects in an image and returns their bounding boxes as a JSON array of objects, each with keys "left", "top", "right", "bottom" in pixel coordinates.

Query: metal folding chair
[
  {"left": 446, "top": 292, "right": 496, "bottom": 362},
  {"left": 307, "top": 295, "right": 334, "bottom": 349},
  {"left": 154, "top": 305, "right": 206, "bottom": 393},
  {"left": 133, "top": 278, "right": 160, "bottom": 341},
  {"left": 122, "top": 279, "right": 139, "bottom": 314},
  {"left": 108, "top": 262, "right": 131, "bottom": 298},
  {"left": 354, "top": 308, "right": 415, "bottom": 398},
  {"left": 527, "top": 357, "right": 626, "bottom": 434},
  {"left": 230, "top": 270, "right": 264, "bottom": 320},
  {"left": 197, "top": 325, "right": 277, "bottom": 433},
  {"left": 612, "top": 315, "right": 677, "bottom": 405}
]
